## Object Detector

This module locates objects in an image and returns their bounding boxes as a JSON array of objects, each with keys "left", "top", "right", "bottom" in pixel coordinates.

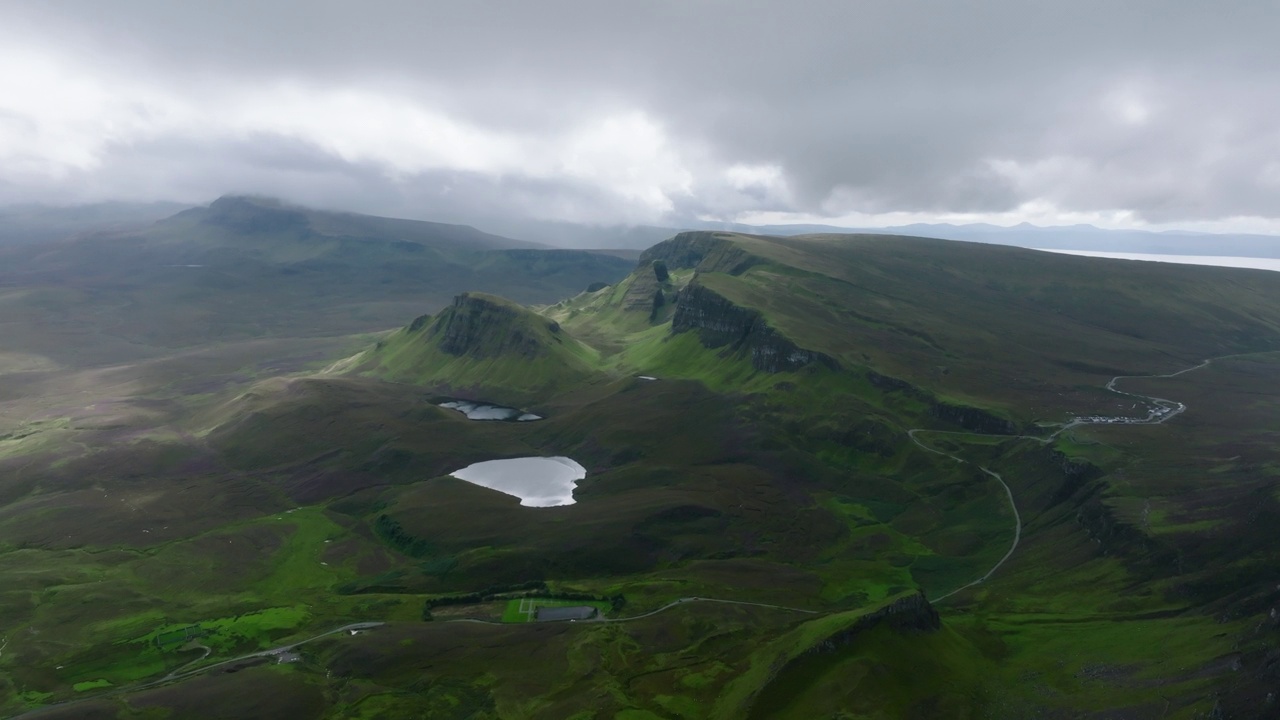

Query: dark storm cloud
[{"left": 1, "top": 1, "right": 1277, "bottom": 228}]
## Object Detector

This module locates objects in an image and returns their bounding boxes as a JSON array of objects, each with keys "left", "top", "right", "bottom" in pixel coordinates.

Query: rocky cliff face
[
  {"left": 739, "top": 592, "right": 942, "bottom": 717},
  {"left": 671, "top": 282, "right": 838, "bottom": 373},
  {"left": 425, "top": 293, "right": 548, "bottom": 359},
  {"left": 638, "top": 231, "right": 762, "bottom": 275},
  {"left": 928, "top": 402, "right": 1018, "bottom": 434},
  {"left": 621, "top": 268, "right": 666, "bottom": 313},
  {"left": 866, "top": 370, "right": 915, "bottom": 392},
  {"left": 806, "top": 593, "right": 942, "bottom": 656},
  {"left": 638, "top": 231, "right": 726, "bottom": 269},
  {"left": 1045, "top": 448, "right": 1104, "bottom": 507},
  {"left": 870, "top": 369, "right": 1020, "bottom": 435},
  {"left": 1073, "top": 486, "right": 1173, "bottom": 564},
  {"left": 620, "top": 232, "right": 763, "bottom": 316}
]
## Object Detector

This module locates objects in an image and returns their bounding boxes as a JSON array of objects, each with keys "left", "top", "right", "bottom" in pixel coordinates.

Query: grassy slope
[
  {"left": 333, "top": 233, "right": 1280, "bottom": 716},
  {"left": 335, "top": 236, "right": 1277, "bottom": 715},
  {"left": 516, "top": 234, "right": 1280, "bottom": 715},
  {"left": 693, "top": 234, "right": 1280, "bottom": 418},
  {"left": 4, "top": 231, "right": 1280, "bottom": 717},
  {"left": 349, "top": 292, "right": 604, "bottom": 407}
]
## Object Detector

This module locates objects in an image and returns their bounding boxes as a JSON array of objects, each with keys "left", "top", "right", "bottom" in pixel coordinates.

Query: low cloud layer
[{"left": 1, "top": 1, "right": 1277, "bottom": 231}]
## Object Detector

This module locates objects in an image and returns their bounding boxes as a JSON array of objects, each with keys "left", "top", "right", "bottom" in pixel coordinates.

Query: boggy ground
[
  {"left": 5, "top": 232, "right": 1280, "bottom": 718},
  {"left": 0, "top": 356, "right": 1005, "bottom": 718},
  {"left": 3, "top": 352, "right": 1267, "bottom": 719}
]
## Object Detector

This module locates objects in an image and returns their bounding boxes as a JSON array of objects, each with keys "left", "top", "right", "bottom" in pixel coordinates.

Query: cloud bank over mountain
[{"left": 1, "top": 1, "right": 1277, "bottom": 232}]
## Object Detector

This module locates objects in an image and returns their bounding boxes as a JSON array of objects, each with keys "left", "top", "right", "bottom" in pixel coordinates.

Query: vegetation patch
[
  {"left": 133, "top": 606, "right": 310, "bottom": 654},
  {"left": 71, "top": 678, "right": 112, "bottom": 692},
  {"left": 500, "top": 597, "right": 613, "bottom": 623}
]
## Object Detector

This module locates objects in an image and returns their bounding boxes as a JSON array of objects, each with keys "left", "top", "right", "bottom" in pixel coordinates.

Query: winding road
[
  {"left": 6, "top": 623, "right": 384, "bottom": 720},
  {"left": 455, "top": 353, "right": 1217, "bottom": 620},
  {"left": 912, "top": 355, "right": 1225, "bottom": 602},
  {"left": 601, "top": 597, "right": 819, "bottom": 622},
  {"left": 5, "top": 356, "right": 1239, "bottom": 719},
  {"left": 151, "top": 622, "right": 384, "bottom": 685},
  {"left": 907, "top": 429, "right": 1024, "bottom": 602}
]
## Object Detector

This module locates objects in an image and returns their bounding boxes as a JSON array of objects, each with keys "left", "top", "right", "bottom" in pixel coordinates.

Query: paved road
[
  {"left": 601, "top": 597, "right": 818, "bottom": 623},
  {"left": 907, "top": 429, "right": 1023, "bottom": 602},
  {"left": 911, "top": 355, "right": 1227, "bottom": 602},
  {"left": 7, "top": 623, "right": 385, "bottom": 720},
  {"left": 12, "top": 354, "right": 1253, "bottom": 718},
  {"left": 154, "top": 622, "right": 386, "bottom": 684},
  {"left": 1045, "top": 358, "right": 1215, "bottom": 440}
]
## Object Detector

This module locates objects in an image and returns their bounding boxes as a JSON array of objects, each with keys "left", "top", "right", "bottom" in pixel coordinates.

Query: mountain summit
[{"left": 349, "top": 292, "right": 599, "bottom": 405}]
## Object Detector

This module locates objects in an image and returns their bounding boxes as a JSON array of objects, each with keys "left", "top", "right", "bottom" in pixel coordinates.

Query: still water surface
[
  {"left": 439, "top": 400, "right": 541, "bottom": 421},
  {"left": 1036, "top": 249, "right": 1280, "bottom": 272},
  {"left": 449, "top": 456, "right": 586, "bottom": 507}
]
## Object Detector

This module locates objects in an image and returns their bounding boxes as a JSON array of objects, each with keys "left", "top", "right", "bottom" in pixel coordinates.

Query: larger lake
[
  {"left": 449, "top": 457, "right": 586, "bottom": 507},
  {"left": 1036, "top": 249, "right": 1280, "bottom": 273}
]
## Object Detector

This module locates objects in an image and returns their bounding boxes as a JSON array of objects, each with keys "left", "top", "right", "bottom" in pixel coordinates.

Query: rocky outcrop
[
  {"left": 407, "top": 313, "right": 432, "bottom": 332},
  {"left": 638, "top": 231, "right": 727, "bottom": 269},
  {"left": 638, "top": 231, "right": 762, "bottom": 275},
  {"left": 867, "top": 370, "right": 916, "bottom": 393},
  {"left": 869, "top": 369, "right": 1020, "bottom": 435},
  {"left": 1045, "top": 448, "right": 1104, "bottom": 506},
  {"left": 621, "top": 271, "right": 666, "bottom": 312},
  {"left": 619, "top": 232, "right": 764, "bottom": 316},
  {"left": 806, "top": 593, "right": 941, "bottom": 657},
  {"left": 202, "top": 195, "right": 309, "bottom": 234},
  {"left": 1075, "top": 488, "right": 1158, "bottom": 558},
  {"left": 736, "top": 592, "right": 941, "bottom": 718},
  {"left": 649, "top": 288, "right": 666, "bottom": 320},
  {"left": 671, "top": 282, "right": 838, "bottom": 373},
  {"left": 928, "top": 402, "right": 1017, "bottom": 434},
  {"left": 652, "top": 260, "right": 669, "bottom": 282},
  {"left": 426, "top": 293, "right": 547, "bottom": 359}
]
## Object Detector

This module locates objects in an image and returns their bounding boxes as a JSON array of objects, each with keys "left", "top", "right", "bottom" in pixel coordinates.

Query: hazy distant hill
[
  {"left": 697, "top": 219, "right": 1280, "bottom": 258},
  {"left": 0, "top": 200, "right": 193, "bottom": 245},
  {"left": 0, "top": 196, "right": 633, "bottom": 366},
  {"left": 9, "top": 198, "right": 1278, "bottom": 259},
  {"left": 460, "top": 213, "right": 1280, "bottom": 258},
  {"left": 447, "top": 215, "right": 677, "bottom": 251}
]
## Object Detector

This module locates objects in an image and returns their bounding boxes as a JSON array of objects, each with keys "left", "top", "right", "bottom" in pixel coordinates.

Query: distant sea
[{"left": 1035, "top": 249, "right": 1280, "bottom": 273}]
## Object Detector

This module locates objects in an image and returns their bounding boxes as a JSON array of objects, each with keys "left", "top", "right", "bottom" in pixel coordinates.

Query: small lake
[
  {"left": 438, "top": 400, "right": 542, "bottom": 422},
  {"left": 449, "top": 457, "right": 586, "bottom": 507}
]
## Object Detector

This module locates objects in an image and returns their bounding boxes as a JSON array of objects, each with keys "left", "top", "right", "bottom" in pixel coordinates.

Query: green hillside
[
  {"left": 348, "top": 292, "right": 602, "bottom": 406},
  {"left": 557, "top": 231, "right": 1280, "bottom": 420},
  {"left": 3, "top": 229, "right": 1280, "bottom": 718}
]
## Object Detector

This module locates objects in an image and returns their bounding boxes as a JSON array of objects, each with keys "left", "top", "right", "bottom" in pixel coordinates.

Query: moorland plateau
[{"left": 0, "top": 197, "right": 1278, "bottom": 718}]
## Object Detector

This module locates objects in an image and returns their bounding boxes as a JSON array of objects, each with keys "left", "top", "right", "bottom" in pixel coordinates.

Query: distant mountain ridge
[
  {"left": 0, "top": 196, "right": 634, "bottom": 365},
  {"left": 7, "top": 196, "right": 1278, "bottom": 258},
  {"left": 463, "top": 215, "right": 1280, "bottom": 258},
  {"left": 0, "top": 200, "right": 193, "bottom": 245},
  {"left": 172, "top": 195, "right": 547, "bottom": 255},
  {"left": 728, "top": 221, "right": 1280, "bottom": 258}
]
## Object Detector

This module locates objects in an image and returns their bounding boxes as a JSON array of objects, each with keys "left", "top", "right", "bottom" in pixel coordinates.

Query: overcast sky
[{"left": 1, "top": 1, "right": 1277, "bottom": 232}]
